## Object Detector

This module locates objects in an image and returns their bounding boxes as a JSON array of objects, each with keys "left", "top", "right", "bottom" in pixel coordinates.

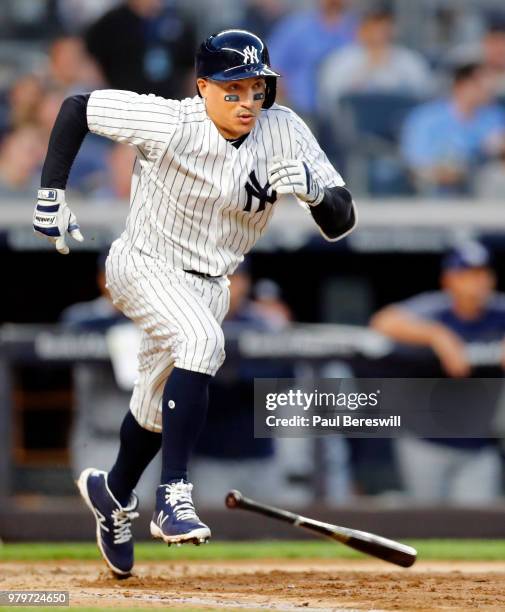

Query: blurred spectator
[
  {"left": 7, "top": 74, "right": 44, "bottom": 129},
  {"left": 319, "top": 8, "right": 433, "bottom": 106},
  {"left": 91, "top": 143, "right": 137, "bottom": 200},
  {"left": 0, "top": 126, "right": 45, "bottom": 198},
  {"left": 56, "top": 0, "right": 120, "bottom": 32},
  {"left": 224, "top": 267, "right": 291, "bottom": 332},
  {"left": 401, "top": 63, "right": 505, "bottom": 195},
  {"left": 35, "top": 90, "right": 65, "bottom": 138},
  {"left": 450, "top": 19, "right": 505, "bottom": 95},
  {"left": 371, "top": 242, "right": 505, "bottom": 504},
  {"left": 185, "top": 0, "right": 244, "bottom": 34},
  {"left": 482, "top": 20, "right": 505, "bottom": 95},
  {"left": 0, "top": 0, "right": 61, "bottom": 40},
  {"left": 251, "top": 278, "right": 292, "bottom": 330},
  {"left": 371, "top": 241, "right": 505, "bottom": 378},
  {"left": 224, "top": 263, "right": 282, "bottom": 331},
  {"left": 240, "top": 0, "right": 289, "bottom": 41},
  {"left": 268, "top": 0, "right": 358, "bottom": 116},
  {"left": 48, "top": 36, "right": 104, "bottom": 94},
  {"left": 85, "top": 0, "right": 196, "bottom": 98}
]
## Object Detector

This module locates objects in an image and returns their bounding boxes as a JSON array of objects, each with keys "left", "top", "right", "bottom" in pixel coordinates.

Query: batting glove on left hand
[
  {"left": 33, "top": 188, "right": 83, "bottom": 255},
  {"left": 267, "top": 156, "right": 324, "bottom": 206}
]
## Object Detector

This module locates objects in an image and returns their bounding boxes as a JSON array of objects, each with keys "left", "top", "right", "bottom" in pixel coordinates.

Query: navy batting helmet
[{"left": 195, "top": 29, "right": 280, "bottom": 109}]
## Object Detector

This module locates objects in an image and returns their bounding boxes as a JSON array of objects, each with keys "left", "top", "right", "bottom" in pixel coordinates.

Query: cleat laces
[
  {"left": 112, "top": 508, "right": 139, "bottom": 544},
  {"left": 164, "top": 482, "right": 199, "bottom": 521}
]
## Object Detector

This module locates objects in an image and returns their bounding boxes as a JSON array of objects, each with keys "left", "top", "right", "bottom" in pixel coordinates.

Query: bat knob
[{"left": 225, "top": 489, "right": 243, "bottom": 508}]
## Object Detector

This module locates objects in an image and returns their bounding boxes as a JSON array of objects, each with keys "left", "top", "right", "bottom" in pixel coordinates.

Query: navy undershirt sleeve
[
  {"left": 40, "top": 93, "right": 90, "bottom": 189},
  {"left": 309, "top": 186, "right": 355, "bottom": 240}
]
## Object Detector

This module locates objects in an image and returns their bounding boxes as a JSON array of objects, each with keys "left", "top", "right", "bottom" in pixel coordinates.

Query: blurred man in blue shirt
[
  {"left": 401, "top": 63, "right": 505, "bottom": 195},
  {"left": 371, "top": 242, "right": 505, "bottom": 503},
  {"left": 268, "top": 0, "right": 358, "bottom": 116},
  {"left": 372, "top": 241, "right": 505, "bottom": 377}
]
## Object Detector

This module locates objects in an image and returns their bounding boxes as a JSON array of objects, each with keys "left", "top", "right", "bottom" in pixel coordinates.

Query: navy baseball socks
[
  {"left": 108, "top": 411, "right": 162, "bottom": 505},
  {"left": 77, "top": 411, "right": 160, "bottom": 576},
  {"left": 150, "top": 368, "right": 211, "bottom": 545}
]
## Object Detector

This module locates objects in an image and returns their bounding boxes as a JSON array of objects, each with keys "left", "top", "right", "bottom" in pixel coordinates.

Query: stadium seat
[{"left": 331, "top": 93, "right": 421, "bottom": 196}]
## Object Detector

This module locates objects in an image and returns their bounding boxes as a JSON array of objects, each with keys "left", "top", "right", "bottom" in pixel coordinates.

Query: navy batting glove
[{"left": 33, "top": 188, "right": 83, "bottom": 255}]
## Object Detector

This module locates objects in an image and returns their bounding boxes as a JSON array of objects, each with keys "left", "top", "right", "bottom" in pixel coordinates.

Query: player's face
[
  {"left": 442, "top": 267, "right": 495, "bottom": 311},
  {"left": 198, "top": 77, "right": 266, "bottom": 139}
]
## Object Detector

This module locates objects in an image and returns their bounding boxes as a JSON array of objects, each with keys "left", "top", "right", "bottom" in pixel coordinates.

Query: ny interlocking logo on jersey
[
  {"left": 87, "top": 89, "right": 345, "bottom": 278},
  {"left": 244, "top": 170, "right": 277, "bottom": 213}
]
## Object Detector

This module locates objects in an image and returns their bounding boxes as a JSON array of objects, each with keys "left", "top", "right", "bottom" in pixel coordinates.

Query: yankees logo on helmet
[{"left": 242, "top": 46, "right": 259, "bottom": 64}]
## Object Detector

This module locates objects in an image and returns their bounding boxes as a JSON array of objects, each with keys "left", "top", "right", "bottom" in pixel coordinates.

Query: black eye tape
[{"left": 224, "top": 93, "right": 265, "bottom": 102}]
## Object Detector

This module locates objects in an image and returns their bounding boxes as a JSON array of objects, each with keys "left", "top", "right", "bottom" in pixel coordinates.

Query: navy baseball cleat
[
  {"left": 77, "top": 468, "right": 139, "bottom": 577},
  {"left": 150, "top": 480, "right": 211, "bottom": 545}
]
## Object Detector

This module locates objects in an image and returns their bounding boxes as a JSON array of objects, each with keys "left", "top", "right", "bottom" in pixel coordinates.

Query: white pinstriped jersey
[{"left": 87, "top": 89, "right": 345, "bottom": 276}]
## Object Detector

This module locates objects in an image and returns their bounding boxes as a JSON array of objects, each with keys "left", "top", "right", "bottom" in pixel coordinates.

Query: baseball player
[{"left": 33, "top": 29, "right": 356, "bottom": 576}]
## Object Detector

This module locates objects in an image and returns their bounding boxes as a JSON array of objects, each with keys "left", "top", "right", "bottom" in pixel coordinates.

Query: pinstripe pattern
[
  {"left": 106, "top": 246, "right": 229, "bottom": 431},
  {"left": 88, "top": 88, "right": 345, "bottom": 430},
  {"left": 87, "top": 89, "right": 345, "bottom": 276}
]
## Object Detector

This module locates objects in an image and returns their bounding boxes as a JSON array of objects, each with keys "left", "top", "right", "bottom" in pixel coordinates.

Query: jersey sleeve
[
  {"left": 86, "top": 89, "right": 180, "bottom": 160},
  {"left": 290, "top": 110, "right": 345, "bottom": 188},
  {"left": 396, "top": 292, "right": 449, "bottom": 320}
]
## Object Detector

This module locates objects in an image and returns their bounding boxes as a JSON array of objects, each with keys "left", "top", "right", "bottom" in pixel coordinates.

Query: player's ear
[{"left": 197, "top": 78, "right": 208, "bottom": 98}]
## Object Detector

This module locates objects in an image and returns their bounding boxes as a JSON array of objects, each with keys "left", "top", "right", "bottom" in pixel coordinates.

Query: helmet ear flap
[{"left": 263, "top": 77, "right": 276, "bottom": 109}]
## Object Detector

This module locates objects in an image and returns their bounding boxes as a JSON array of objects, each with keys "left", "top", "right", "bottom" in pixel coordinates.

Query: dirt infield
[{"left": 1, "top": 559, "right": 505, "bottom": 611}]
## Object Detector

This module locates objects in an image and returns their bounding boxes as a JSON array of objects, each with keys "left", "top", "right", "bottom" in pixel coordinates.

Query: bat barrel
[{"left": 346, "top": 535, "right": 417, "bottom": 568}]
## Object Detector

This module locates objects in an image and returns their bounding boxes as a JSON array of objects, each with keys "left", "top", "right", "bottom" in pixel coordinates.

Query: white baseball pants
[{"left": 106, "top": 240, "right": 230, "bottom": 432}]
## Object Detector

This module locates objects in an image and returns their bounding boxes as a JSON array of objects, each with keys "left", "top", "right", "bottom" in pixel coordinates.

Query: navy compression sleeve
[
  {"left": 40, "top": 94, "right": 90, "bottom": 189},
  {"left": 309, "top": 186, "right": 355, "bottom": 240}
]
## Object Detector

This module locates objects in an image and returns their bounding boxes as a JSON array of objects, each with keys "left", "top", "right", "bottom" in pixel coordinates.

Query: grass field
[{"left": 1, "top": 539, "right": 505, "bottom": 561}]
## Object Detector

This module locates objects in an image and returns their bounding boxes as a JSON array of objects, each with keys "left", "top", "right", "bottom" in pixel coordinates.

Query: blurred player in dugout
[{"left": 371, "top": 241, "right": 505, "bottom": 504}]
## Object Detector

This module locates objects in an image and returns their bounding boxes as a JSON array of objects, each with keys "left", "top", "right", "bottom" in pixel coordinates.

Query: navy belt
[{"left": 184, "top": 269, "right": 222, "bottom": 279}]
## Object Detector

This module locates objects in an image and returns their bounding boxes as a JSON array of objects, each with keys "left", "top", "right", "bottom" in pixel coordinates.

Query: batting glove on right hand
[
  {"left": 267, "top": 156, "right": 324, "bottom": 206},
  {"left": 33, "top": 188, "right": 83, "bottom": 255}
]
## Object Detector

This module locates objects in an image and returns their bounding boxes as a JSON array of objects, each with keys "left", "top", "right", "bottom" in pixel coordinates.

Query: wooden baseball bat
[{"left": 225, "top": 489, "right": 417, "bottom": 568}]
